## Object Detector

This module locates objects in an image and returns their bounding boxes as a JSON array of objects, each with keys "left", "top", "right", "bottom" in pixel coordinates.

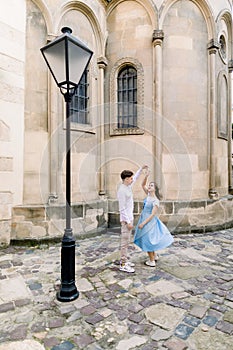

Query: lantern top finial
[{"left": 61, "top": 27, "right": 72, "bottom": 34}]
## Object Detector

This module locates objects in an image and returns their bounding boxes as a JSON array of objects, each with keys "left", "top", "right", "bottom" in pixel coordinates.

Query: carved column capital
[
  {"left": 207, "top": 39, "right": 220, "bottom": 55},
  {"left": 97, "top": 56, "right": 108, "bottom": 69},
  {"left": 152, "top": 30, "right": 164, "bottom": 46},
  {"left": 228, "top": 59, "right": 233, "bottom": 72}
]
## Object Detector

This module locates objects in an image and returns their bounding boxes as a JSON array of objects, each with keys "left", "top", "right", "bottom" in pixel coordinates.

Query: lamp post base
[
  {"left": 57, "top": 287, "right": 79, "bottom": 302},
  {"left": 56, "top": 232, "right": 79, "bottom": 302}
]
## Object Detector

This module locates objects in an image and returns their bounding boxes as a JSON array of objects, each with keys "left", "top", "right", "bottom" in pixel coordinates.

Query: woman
[{"left": 134, "top": 170, "right": 174, "bottom": 267}]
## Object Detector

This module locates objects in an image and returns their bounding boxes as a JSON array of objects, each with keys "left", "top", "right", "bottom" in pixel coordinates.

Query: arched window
[
  {"left": 70, "top": 69, "right": 89, "bottom": 124},
  {"left": 117, "top": 66, "right": 137, "bottom": 128}
]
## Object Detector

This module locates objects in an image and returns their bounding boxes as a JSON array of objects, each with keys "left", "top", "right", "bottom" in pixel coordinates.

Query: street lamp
[{"left": 41, "top": 27, "right": 93, "bottom": 302}]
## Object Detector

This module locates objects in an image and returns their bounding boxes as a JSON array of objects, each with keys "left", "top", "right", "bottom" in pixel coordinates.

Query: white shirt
[{"left": 117, "top": 168, "right": 142, "bottom": 224}]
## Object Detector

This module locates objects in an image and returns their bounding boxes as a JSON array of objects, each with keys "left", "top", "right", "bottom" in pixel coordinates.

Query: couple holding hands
[{"left": 117, "top": 165, "right": 174, "bottom": 273}]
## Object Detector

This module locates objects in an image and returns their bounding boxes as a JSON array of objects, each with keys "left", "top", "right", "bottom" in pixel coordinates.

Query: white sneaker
[
  {"left": 119, "top": 263, "right": 135, "bottom": 273},
  {"left": 145, "top": 260, "right": 156, "bottom": 267},
  {"left": 125, "top": 261, "right": 135, "bottom": 267}
]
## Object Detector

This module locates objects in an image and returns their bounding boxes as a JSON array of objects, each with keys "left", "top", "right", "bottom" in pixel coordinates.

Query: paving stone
[
  {"left": 164, "top": 337, "right": 188, "bottom": 350},
  {"left": 0, "top": 302, "right": 15, "bottom": 313},
  {"left": 226, "top": 292, "right": 233, "bottom": 302},
  {"left": 0, "top": 276, "right": 32, "bottom": 302},
  {"left": 66, "top": 310, "right": 82, "bottom": 323},
  {"left": 151, "top": 328, "right": 173, "bottom": 341},
  {"left": 215, "top": 320, "right": 233, "bottom": 334},
  {"left": 48, "top": 318, "right": 64, "bottom": 329},
  {"left": 129, "top": 324, "right": 153, "bottom": 336},
  {"left": 172, "top": 292, "right": 189, "bottom": 300},
  {"left": 140, "top": 343, "right": 159, "bottom": 350},
  {"left": 117, "top": 310, "right": 128, "bottom": 320},
  {"left": 116, "top": 335, "right": 147, "bottom": 350},
  {"left": 145, "top": 304, "right": 185, "bottom": 330},
  {"left": 80, "top": 304, "right": 96, "bottom": 315},
  {"left": 14, "top": 298, "right": 31, "bottom": 307},
  {"left": 31, "top": 322, "right": 46, "bottom": 333},
  {"left": 183, "top": 315, "right": 201, "bottom": 327},
  {"left": 127, "top": 303, "right": 143, "bottom": 313},
  {"left": 128, "top": 312, "right": 144, "bottom": 323},
  {"left": 174, "top": 323, "right": 194, "bottom": 340},
  {"left": 28, "top": 282, "right": 43, "bottom": 290},
  {"left": 58, "top": 304, "right": 76, "bottom": 315},
  {"left": 51, "top": 341, "right": 74, "bottom": 349},
  {"left": 0, "top": 340, "right": 45, "bottom": 350},
  {"left": 73, "top": 334, "right": 95, "bottom": 348},
  {"left": 43, "top": 337, "right": 60, "bottom": 348},
  {"left": 145, "top": 280, "right": 184, "bottom": 296},
  {"left": 161, "top": 265, "right": 208, "bottom": 280},
  {"left": 210, "top": 304, "right": 228, "bottom": 313},
  {"left": 223, "top": 309, "right": 233, "bottom": 323},
  {"left": 76, "top": 278, "right": 94, "bottom": 292},
  {"left": 189, "top": 305, "right": 208, "bottom": 318},
  {"left": 167, "top": 299, "right": 191, "bottom": 310},
  {"left": 9, "top": 325, "right": 28, "bottom": 340},
  {"left": 202, "top": 315, "right": 218, "bottom": 327},
  {"left": 98, "top": 308, "right": 112, "bottom": 318},
  {"left": 187, "top": 327, "right": 233, "bottom": 350},
  {"left": 85, "top": 313, "right": 104, "bottom": 325}
]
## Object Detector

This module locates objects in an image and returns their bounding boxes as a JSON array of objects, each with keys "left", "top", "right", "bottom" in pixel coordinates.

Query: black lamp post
[{"left": 41, "top": 27, "right": 93, "bottom": 302}]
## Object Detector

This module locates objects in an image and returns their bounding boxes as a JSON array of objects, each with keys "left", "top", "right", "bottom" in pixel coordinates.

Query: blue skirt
[{"left": 134, "top": 215, "right": 174, "bottom": 252}]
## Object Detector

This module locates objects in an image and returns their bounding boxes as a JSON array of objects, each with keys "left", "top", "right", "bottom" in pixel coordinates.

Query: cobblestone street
[{"left": 0, "top": 228, "right": 233, "bottom": 350}]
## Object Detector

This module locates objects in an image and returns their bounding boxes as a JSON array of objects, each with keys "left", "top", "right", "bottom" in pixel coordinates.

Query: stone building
[{"left": 0, "top": 0, "right": 233, "bottom": 245}]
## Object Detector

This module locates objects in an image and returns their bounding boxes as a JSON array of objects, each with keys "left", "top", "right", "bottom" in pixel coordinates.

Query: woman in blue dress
[{"left": 134, "top": 171, "right": 174, "bottom": 267}]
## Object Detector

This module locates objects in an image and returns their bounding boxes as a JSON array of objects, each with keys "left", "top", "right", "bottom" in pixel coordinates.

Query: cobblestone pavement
[{"left": 0, "top": 228, "right": 233, "bottom": 350}]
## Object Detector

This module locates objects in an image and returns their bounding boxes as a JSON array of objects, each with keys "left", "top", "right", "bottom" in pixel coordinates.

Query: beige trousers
[{"left": 120, "top": 222, "right": 133, "bottom": 264}]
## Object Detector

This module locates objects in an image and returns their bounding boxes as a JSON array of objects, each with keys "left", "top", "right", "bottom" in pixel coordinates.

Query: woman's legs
[
  {"left": 145, "top": 251, "right": 156, "bottom": 267},
  {"left": 147, "top": 251, "right": 159, "bottom": 261},
  {"left": 147, "top": 251, "right": 155, "bottom": 261}
]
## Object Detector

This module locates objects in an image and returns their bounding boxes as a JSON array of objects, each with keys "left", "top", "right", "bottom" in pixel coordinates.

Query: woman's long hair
[{"left": 150, "top": 182, "right": 162, "bottom": 200}]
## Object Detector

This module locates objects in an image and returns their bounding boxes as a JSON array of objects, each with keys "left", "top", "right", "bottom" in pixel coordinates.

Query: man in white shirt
[{"left": 117, "top": 165, "right": 148, "bottom": 273}]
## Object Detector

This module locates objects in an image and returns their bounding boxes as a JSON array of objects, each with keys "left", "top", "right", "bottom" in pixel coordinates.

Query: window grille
[
  {"left": 70, "top": 70, "right": 88, "bottom": 124},
  {"left": 117, "top": 66, "right": 137, "bottom": 128}
]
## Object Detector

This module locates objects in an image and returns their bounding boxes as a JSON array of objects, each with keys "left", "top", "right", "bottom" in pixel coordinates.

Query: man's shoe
[
  {"left": 126, "top": 261, "right": 135, "bottom": 267},
  {"left": 120, "top": 263, "right": 135, "bottom": 273},
  {"left": 145, "top": 260, "right": 156, "bottom": 267}
]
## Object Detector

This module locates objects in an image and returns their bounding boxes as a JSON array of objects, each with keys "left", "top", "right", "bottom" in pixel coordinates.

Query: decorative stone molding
[
  {"left": 228, "top": 59, "right": 233, "bottom": 72},
  {"left": 219, "top": 34, "right": 227, "bottom": 64},
  {"left": 97, "top": 56, "right": 108, "bottom": 69},
  {"left": 109, "top": 57, "right": 144, "bottom": 136},
  {"left": 207, "top": 39, "right": 220, "bottom": 54},
  {"left": 217, "top": 71, "right": 228, "bottom": 140},
  {"left": 208, "top": 188, "right": 219, "bottom": 200},
  {"left": 152, "top": 30, "right": 164, "bottom": 46}
]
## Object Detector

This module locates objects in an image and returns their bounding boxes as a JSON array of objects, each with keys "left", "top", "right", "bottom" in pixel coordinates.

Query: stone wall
[
  {"left": 0, "top": 0, "right": 26, "bottom": 245},
  {"left": 11, "top": 200, "right": 108, "bottom": 243},
  {"left": 108, "top": 196, "right": 233, "bottom": 234}
]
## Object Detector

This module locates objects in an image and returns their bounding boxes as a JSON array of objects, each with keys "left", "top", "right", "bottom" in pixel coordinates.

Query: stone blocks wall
[
  {"left": 108, "top": 196, "right": 233, "bottom": 234},
  {"left": 0, "top": 192, "right": 12, "bottom": 246},
  {"left": 11, "top": 200, "right": 108, "bottom": 243}
]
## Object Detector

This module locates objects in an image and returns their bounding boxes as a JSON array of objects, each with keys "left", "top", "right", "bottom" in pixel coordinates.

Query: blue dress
[{"left": 134, "top": 196, "right": 174, "bottom": 252}]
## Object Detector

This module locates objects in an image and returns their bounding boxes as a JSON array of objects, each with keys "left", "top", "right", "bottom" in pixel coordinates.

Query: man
[{"left": 117, "top": 165, "right": 148, "bottom": 273}]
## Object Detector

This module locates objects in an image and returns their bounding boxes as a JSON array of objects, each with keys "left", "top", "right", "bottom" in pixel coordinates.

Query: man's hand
[
  {"left": 127, "top": 223, "right": 133, "bottom": 230},
  {"left": 142, "top": 165, "right": 148, "bottom": 170},
  {"left": 138, "top": 223, "right": 144, "bottom": 229}
]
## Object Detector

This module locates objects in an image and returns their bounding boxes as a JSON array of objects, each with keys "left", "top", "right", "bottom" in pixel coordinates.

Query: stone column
[
  {"left": 152, "top": 30, "right": 164, "bottom": 188},
  {"left": 228, "top": 59, "right": 233, "bottom": 193},
  {"left": 207, "top": 39, "right": 219, "bottom": 199},
  {"left": 47, "top": 34, "right": 59, "bottom": 205},
  {"left": 97, "top": 56, "right": 108, "bottom": 195}
]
